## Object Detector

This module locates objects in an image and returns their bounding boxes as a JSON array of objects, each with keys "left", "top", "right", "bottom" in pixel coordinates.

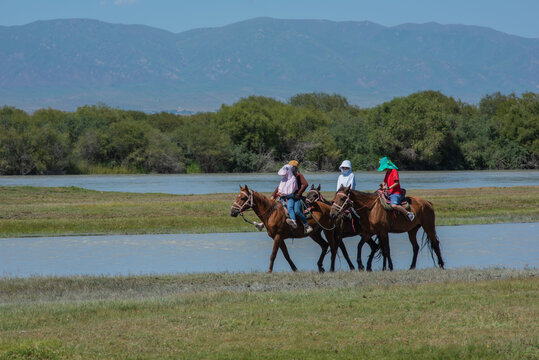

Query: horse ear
[
  {"left": 310, "top": 184, "right": 314, "bottom": 190},
  {"left": 244, "top": 184, "right": 249, "bottom": 191},
  {"left": 345, "top": 185, "right": 351, "bottom": 193},
  {"left": 239, "top": 184, "right": 244, "bottom": 190},
  {"left": 317, "top": 184, "right": 321, "bottom": 191}
]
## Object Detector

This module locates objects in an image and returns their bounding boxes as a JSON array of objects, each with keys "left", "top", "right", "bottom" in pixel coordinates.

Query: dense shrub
[{"left": 0, "top": 91, "right": 537, "bottom": 174}]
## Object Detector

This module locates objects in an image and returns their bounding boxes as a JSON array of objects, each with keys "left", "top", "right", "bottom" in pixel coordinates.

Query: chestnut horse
[
  {"left": 305, "top": 185, "right": 379, "bottom": 271},
  {"left": 230, "top": 185, "right": 341, "bottom": 273},
  {"left": 330, "top": 185, "right": 445, "bottom": 271}
]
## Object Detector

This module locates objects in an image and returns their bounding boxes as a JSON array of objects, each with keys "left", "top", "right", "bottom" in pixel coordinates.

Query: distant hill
[{"left": 0, "top": 17, "right": 537, "bottom": 112}]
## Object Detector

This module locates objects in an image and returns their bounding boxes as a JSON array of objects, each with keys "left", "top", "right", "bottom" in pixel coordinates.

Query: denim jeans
[
  {"left": 389, "top": 193, "right": 403, "bottom": 205},
  {"left": 284, "top": 194, "right": 307, "bottom": 224}
]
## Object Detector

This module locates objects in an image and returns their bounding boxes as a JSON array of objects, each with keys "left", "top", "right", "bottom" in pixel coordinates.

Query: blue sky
[{"left": 1, "top": 0, "right": 538, "bottom": 38}]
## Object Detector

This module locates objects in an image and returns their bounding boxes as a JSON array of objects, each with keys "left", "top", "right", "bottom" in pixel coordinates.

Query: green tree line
[{"left": 0, "top": 91, "right": 537, "bottom": 175}]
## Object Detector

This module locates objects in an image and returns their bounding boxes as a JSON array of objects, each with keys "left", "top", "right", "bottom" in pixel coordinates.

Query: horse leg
[
  {"left": 325, "top": 231, "right": 339, "bottom": 272},
  {"left": 356, "top": 236, "right": 366, "bottom": 271},
  {"left": 334, "top": 232, "right": 355, "bottom": 271},
  {"left": 408, "top": 226, "right": 420, "bottom": 270},
  {"left": 380, "top": 233, "right": 393, "bottom": 271},
  {"left": 279, "top": 240, "right": 298, "bottom": 272},
  {"left": 268, "top": 234, "right": 282, "bottom": 273},
  {"left": 309, "top": 232, "right": 328, "bottom": 273},
  {"left": 365, "top": 237, "right": 378, "bottom": 272}
]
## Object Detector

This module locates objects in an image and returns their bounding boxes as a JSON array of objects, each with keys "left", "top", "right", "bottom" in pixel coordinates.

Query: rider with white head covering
[
  {"left": 271, "top": 161, "right": 313, "bottom": 235},
  {"left": 336, "top": 160, "right": 356, "bottom": 191},
  {"left": 277, "top": 164, "right": 297, "bottom": 196}
]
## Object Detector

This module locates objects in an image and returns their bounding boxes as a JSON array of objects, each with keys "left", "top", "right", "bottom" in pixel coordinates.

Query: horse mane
[
  {"left": 250, "top": 190, "right": 273, "bottom": 207},
  {"left": 350, "top": 189, "right": 378, "bottom": 198}
]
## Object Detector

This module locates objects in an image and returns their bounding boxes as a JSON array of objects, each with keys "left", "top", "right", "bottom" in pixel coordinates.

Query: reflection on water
[
  {"left": 1, "top": 223, "right": 537, "bottom": 277},
  {"left": 1, "top": 170, "right": 538, "bottom": 195}
]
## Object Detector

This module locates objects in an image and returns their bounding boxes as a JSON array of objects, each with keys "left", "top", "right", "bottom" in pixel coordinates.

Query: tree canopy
[{"left": 0, "top": 91, "right": 537, "bottom": 175}]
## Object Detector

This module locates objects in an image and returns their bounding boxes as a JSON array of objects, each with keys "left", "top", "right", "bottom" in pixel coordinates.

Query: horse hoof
[
  {"left": 358, "top": 265, "right": 365, "bottom": 271},
  {"left": 366, "top": 268, "right": 372, "bottom": 272},
  {"left": 267, "top": 269, "right": 272, "bottom": 273},
  {"left": 319, "top": 267, "right": 325, "bottom": 273}
]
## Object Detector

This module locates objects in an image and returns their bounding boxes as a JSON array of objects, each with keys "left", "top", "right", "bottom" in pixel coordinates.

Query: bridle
[
  {"left": 305, "top": 189, "right": 324, "bottom": 206},
  {"left": 231, "top": 190, "right": 254, "bottom": 214},
  {"left": 331, "top": 191, "right": 353, "bottom": 216}
]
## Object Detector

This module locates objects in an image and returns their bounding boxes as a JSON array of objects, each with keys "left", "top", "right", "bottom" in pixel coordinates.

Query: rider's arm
[
  {"left": 296, "top": 173, "right": 308, "bottom": 197},
  {"left": 271, "top": 186, "right": 279, "bottom": 199}
]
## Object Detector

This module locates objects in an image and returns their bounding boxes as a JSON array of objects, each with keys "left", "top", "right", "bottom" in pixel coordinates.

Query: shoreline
[{"left": 1, "top": 185, "right": 538, "bottom": 238}]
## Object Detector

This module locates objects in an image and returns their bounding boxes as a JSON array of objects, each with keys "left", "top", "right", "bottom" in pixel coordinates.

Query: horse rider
[
  {"left": 271, "top": 160, "right": 313, "bottom": 234},
  {"left": 336, "top": 159, "right": 356, "bottom": 191},
  {"left": 378, "top": 156, "right": 415, "bottom": 221},
  {"left": 336, "top": 159, "right": 358, "bottom": 221}
]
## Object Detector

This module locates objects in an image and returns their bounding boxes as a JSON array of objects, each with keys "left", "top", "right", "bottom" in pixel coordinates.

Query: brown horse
[
  {"left": 230, "top": 185, "right": 341, "bottom": 273},
  {"left": 305, "top": 185, "right": 379, "bottom": 271},
  {"left": 330, "top": 185, "right": 445, "bottom": 271}
]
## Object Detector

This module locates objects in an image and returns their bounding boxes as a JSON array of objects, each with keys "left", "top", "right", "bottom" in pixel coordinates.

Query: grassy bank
[
  {"left": 0, "top": 269, "right": 537, "bottom": 359},
  {"left": 0, "top": 185, "right": 538, "bottom": 237}
]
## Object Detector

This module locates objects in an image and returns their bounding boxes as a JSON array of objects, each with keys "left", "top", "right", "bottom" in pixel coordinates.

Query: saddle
[
  {"left": 279, "top": 197, "right": 310, "bottom": 219},
  {"left": 378, "top": 189, "right": 411, "bottom": 211}
]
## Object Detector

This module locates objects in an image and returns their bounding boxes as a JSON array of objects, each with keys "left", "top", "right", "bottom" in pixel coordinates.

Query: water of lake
[
  {"left": 1, "top": 223, "right": 537, "bottom": 277},
  {"left": 1, "top": 170, "right": 538, "bottom": 195}
]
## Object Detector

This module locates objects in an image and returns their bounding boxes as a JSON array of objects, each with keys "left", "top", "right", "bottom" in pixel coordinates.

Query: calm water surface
[
  {"left": 1, "top": 223, "right": 537, "bottom": 277},
  {"left": 1, "top": 170, "right": 538, "bottom": 194}
]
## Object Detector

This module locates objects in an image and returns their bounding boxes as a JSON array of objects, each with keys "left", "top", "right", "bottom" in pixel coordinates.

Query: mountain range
[{"left": 0, "top": 17, "right": 538, "bottom": 112}]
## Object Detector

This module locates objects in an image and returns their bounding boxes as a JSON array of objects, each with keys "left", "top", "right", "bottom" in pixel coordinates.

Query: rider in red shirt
[{"left": 379, "top": 157, "right": 415, "bottom": 221}]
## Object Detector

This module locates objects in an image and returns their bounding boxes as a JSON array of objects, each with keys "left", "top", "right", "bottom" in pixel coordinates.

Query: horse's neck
[
  {"left": 314, "top": 200, "right": 332, "bottom": 215},
  {"left": 319, "top": 194, "right": 332, "bottom": 206},
  {"left": 351, "top": 190, "right": 377, "bottom": 210},
  {"left": 252, "top": 192, "right": 275, "bottom": 222}
]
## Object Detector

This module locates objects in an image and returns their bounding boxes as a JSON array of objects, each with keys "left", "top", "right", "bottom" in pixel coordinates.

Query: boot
[{"left": 286, "top": 218, "right": 297, "bottom": 229}]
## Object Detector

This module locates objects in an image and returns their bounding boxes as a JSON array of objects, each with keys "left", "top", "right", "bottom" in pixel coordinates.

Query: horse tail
[
  {"left": 421, "top": 230, "right": 438, "bottom": 267},
  {"left": 373, "top": 235, "right": 384, "bottom": 261}
]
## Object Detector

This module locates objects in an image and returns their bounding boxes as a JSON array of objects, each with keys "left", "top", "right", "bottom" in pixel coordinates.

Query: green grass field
[
  {"left": 1, "top": 186, "right": 538, "bottom": 237},
  {"left": 1, "top": 187, "right": 537, "bottom": 359},
  {"left": 0, "top": 269, "right": 537, "bottom": 359}
]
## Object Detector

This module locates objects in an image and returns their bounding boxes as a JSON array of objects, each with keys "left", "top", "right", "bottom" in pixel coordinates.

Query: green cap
[{"left": 378, "top": 156, "right": 398, "bottom": 171}]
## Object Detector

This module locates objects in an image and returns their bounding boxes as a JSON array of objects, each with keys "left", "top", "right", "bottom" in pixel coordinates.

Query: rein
[{"left": 305, "top": 189, "right": 336, "bottom": 231}]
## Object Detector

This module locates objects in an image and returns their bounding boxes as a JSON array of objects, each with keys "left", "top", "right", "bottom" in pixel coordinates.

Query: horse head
[
  {"left": 330, "top": 185, "right": 352, "bottom": 219},
  {"left": 230, "top": 184, "right": 254, "bottom": 217},
  {"left": 305, "top": 184, "right": 322, "bottom": 206}
]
